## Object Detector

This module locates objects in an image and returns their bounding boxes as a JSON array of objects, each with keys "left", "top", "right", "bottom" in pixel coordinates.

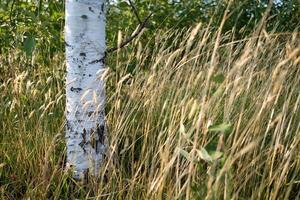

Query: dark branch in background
[
  {"left": 128, "top": 0, "right": 142, "bottom": 24},
  {"left": 107, "top": 13, "right": 152, "bottom": 53},
  {"left": 106, "top": 0, "right": 152, "bottom": 54},
  {"left": 9, "top": 0, "right": 16, "bottom": 25}
]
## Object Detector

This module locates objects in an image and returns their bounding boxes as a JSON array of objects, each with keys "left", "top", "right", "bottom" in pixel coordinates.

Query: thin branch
[
  {"left": 128, "top": 0, "right": 142, "bottom": 24},
  {"left": 106, "top": 13, "right": 152, "bottom": 54},
  {"left": 9, "top": 0, "right": 16, "bottom": 25}
]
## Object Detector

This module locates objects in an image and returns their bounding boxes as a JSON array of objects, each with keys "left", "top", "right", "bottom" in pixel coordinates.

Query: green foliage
[
  {"left": 0, "top": 0, "right": 64, "bottom": 58},
  {"left": 108, "top": 0, "right": 299, "bottom": 43},
  {"left": 1, "top": 20, "right": 300, "bottom": 199},
  {"left": 23, "top": 35, "right": 36, "bottom": 56},
  {"left": 212, "top": 73, "right": 225, "bottom": 84},
  {"left": 0, "top": 2, "right": 300, "bottom": 198},
  {"left": 0, "top": 0, "right": 299, "bottom": 60},
  {"left": 208, "top": 122, "right": 232, "bottom": 134}
]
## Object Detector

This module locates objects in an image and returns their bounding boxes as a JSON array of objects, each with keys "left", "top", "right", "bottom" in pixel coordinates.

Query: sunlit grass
[{"left": 0, "top": 25, "right": 300, "bottom": 199}]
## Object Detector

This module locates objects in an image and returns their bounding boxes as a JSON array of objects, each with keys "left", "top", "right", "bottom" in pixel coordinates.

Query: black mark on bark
[
  {"left": 64, "top": 41, "right": 72, "bottom": 47},
  {"left": 89, "top": 124, "right": 105, "bottom": 153},
  {"left": 66, "top": 121, "right": 70, "bottom": 130},
  {"left": 88, "top": 57, "right": 105, "bottom": 64},
  {"left": 79, "top": 129, "right": 87, "bottom": 152},
  {"left": 79, "top": 33, "right": 85, "bottom": 38},
  {"left": 82, "top": 129, "right": 87, "bottom": 143},
  {"left": 80, "top": 52, "right": 86, "bottom": 57},
  {"left": 101, "top": 4, "right": 104, "bottom": 12},
  {"left": 75, "top": 111, "right": 80, "bottom": 117},
  {"left": 89, "top": 7, "right": 94, "bottom": 13},
  {"left": 81, "top": 15, "right": 88, "bottom": 19},
  {"left": 97, "top": 124, "right": 105, "bottom": 145},
  {"left": 70, "top": 87, "right": 82, "bottom": 92},
  {"left": 68, "top": 150, "right": 75, "bottom": 154},
  {"left": 88, "top": 111, "right": 93, "bottom": 117}
]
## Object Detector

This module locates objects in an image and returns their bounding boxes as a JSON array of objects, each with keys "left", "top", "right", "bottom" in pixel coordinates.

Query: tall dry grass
[{"left": 1, "top": 23, "right": 300, "bottom": 199}]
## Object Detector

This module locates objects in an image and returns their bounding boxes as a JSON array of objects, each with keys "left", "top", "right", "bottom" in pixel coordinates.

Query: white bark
[{"left": 65, "top": 0, "right": 107, "bottom": 179}]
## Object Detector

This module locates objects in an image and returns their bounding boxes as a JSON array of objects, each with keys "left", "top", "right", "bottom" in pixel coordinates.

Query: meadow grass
[{"left": 0, "top": 24, "right": 300, "bottom": 199}]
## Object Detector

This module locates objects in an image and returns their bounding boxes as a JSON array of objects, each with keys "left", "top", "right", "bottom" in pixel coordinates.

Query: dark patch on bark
[
  {"left": 97, "top": 124, "right": 105, "bottom": 145},
  {"left": 88, "top": 57, "right": 105, "bottom": 64},
  {"left": 89, "top": 7, "right": 94, "bottom": 13},
  {"left": 81, "top": 15, "right": 88, "bottom": 19},
  {"left": 87, "top": 111, "right": 93, "bottom": 117},
  {"left": 70, "top": 87, "right": 82, "bottom": 92},
  {"left": 79, "top": 129, "right": 87, "bottom": 152},
  {"left": 101, "top": 4, "right": 104, "bottom": 12},
  {"left": 82, "top": 129, "right": 87, "bottom": 142},
  {"left": 66, "top": 121, "right": 70, "bottom": 130},
  {"left": 89, "top": 124, "right": 105, "bottom": 153},
  {"left": 64, "top": 41, "right": 72, "bottom": 47},
  {"left": 79, "top": 33, "right": 85, "bottom": 38},
  {"left": 88, "top": 74, "right": 92, "bottom": 77},
  {"left": 78, "top": 65, "right": 81, "bottom": 68},
  {"left": 66, "top": 121, "right": 75, "bottom": 133},
  {"left": 75, "top": 111, "right": 80, "bottom": 117},
  {"left": 68, "top": 150, "right": 75, "bottom": 154},
  {"left": 79, "top": 52, "right": 86, "bottom": 57}
]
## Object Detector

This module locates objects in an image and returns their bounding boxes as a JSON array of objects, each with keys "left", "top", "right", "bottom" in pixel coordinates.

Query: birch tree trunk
[{"left": 65, "top": 0, "right": 106, "bottom": 180}]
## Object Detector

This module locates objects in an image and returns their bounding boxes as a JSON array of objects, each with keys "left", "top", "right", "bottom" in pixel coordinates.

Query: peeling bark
[{"left": 65, "top": 0, "right": 107, "bottom": 179}]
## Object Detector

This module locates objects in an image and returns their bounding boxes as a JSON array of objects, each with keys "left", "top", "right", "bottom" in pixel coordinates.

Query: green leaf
[
  {"left": 205, "top": 138, "right": 218, "bottom": 153},
  {"left": 118, "top": 2, "right": 129, "bottom": 8},
  {"left": 208, "top": 122, "right": 232, "bottom": 133},
  {"left": 212, "top": 73, "right": 225, "bottom": 84},
  {"left": 197, "top": 148, "right": 223, "bottom": 163},
  {"left": 210, "top": 151, "right": 223, "bottom": 161},
  {"left": 179, "top": 149, "right": 190, "bottom": 161},
  {"left": 23, "top": 35, "right": 35, "bottom": 56},
  {"left": 197, "top": 148, "right": 212, "bottom": 162}
]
